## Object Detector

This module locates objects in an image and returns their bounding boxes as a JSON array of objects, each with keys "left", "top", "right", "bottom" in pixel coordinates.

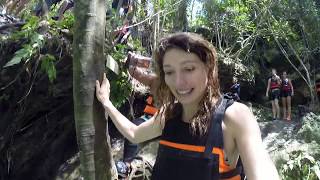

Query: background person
[
  {"left": 116, "top": 52, "right": 159, "bottom": 178},
  {"left": 280, "top": 71, "right": 294, "bottom": 121},
  {"left": 230, "top": 77, "right": 240, "bottom": 101},
  {"left": 266, "top": 68, "right": 281, "bottom": 120}
]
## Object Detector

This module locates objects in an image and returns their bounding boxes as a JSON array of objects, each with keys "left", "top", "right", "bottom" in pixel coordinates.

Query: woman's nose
[{"left": 175, "top": 72, "right": 185, "bottom": 88}]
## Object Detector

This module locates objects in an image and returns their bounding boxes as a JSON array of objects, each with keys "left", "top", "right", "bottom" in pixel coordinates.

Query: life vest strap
[{"left": 159, "top": 140, "right": 232, "bottom": 173}]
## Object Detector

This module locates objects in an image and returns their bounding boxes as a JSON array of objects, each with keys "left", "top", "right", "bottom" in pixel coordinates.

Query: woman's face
[
  {"left": 282, "top": 72, "right": 287, "bottom": 78},
  {"left": 162, "top": 48, "right": 208, "bottom": 108}
]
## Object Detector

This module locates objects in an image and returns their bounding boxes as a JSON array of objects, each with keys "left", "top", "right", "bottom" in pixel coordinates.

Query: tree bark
[
  {"left": 73, "top": 0, "right": 116, "bottom": 179},
  {"left": 173, "top": 0, "right": 188, "bottom": 32}
]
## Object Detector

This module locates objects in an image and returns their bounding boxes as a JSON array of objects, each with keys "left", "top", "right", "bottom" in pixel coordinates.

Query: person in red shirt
[
  {"left": 266, "top": 68, "right": 281, "bottom": 120},
  {"left": 280, "top": 71, "right": 294, "bottom": 121},
  {"left": 316, "top": 79, "right": 320, "bottom": 101}
]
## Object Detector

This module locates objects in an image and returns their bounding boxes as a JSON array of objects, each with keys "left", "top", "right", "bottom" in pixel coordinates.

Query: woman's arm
[
  {"left": 128, "top": 66, "right": 159, "bottom": 95},
  {"left": 289, "top": 79, "right": 294, "bottom": 96},
  {"left": 276, "top": 76, "right": 282, "bottom": 85},
  {"left": 226, "top": 103, "right": 280, "bottom": 180},
  {"left": 128, "top": 52, "right": 152, "bottom": 69},
  {"left": 127, "top": 52, "right": 161, "bottom": 95},
  {"left": 96, "top": 73, "right": 162, "bottom": 143},
  {"left": 266, "top": 79, "right": 271, "bottom": 97}
]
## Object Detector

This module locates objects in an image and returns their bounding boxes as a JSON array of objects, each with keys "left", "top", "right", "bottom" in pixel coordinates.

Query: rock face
[{"left": 260, "top": 120, "right": 300, "bottom": 159}]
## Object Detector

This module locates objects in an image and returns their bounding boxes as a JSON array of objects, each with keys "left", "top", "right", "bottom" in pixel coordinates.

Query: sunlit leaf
[{"left": 4, "top": 56, "right": 23, "bottom": 67}]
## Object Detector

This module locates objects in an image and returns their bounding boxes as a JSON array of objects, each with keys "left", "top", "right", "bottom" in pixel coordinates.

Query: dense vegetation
[{"left": 1, "top": 0, "right": 319, "bottom": 179}]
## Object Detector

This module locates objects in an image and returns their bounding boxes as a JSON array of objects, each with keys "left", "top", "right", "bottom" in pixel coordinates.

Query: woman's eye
[
  {"left": 164, "top": 71, "right": 173, "bottom": 75},
  {"left": 185, "top": 67, "right": 195, "bottom": 72}
]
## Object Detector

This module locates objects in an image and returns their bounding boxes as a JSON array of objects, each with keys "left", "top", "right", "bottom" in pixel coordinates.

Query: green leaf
[
  {"left": 31, "top": 34, "right": 44, "bottom": 48},
  {"left": 4, "top": 56, "right": 23, "bottom": 67},
  {"left": 48, "top": 63, "right": 57, "bottom": 83},
  {"left": 3, "top": 47, "right": 31, "bottom": 67},
  {"left": 40, "top": 54, "right": 57, "bottom": 83}
]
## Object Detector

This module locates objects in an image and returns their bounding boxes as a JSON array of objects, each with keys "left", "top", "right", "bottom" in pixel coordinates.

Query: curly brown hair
[{"left": 154, "top": 32, "right": 221, "bottom": 136}]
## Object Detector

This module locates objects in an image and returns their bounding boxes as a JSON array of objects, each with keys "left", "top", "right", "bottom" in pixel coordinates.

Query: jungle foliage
[{"left": 1, "top": 0, "right": 320, "bottom": 179}]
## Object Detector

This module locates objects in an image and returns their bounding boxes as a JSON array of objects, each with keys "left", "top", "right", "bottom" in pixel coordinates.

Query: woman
[
  {"left": 96, "top": 32, "right": 279, "bottom": 180},
  {"left": 280, "top": 71, "right": 294, "bottom": 121},
  {"left": 265, "top": 69, "right": 281, "bottom": 121},
  {"left": 230, "top": 77, "right": 240, "bottom": 101}
]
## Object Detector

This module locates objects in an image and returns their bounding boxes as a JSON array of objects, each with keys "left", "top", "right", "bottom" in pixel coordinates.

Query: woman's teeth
[{"left": 177, "top": 89, "right": 193, "bottom": 95}]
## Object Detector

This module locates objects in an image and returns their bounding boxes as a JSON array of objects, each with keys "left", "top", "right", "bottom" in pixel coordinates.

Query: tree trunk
[
  {"left": 173, "top": 0, "right": 188, "bottom": 32},
  {"left": 73, "top": 0, "right": 116, "bottom": 179},
  {"left": 152, "top": 0, "right": 159, "bottom": 56}
]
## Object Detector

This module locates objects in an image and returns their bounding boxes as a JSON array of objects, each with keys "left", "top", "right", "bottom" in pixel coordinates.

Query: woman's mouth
[{"left": 177, "top": 89, "right": 193, "bottom": 95}]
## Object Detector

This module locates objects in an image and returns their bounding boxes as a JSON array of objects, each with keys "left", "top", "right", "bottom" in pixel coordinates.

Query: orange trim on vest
[
  {"left": 143, "top": 96, "right": 158, "bottom": 115},
  {"left": 143, "top": 105, "right": 158, "bottom": 115},
  {"left": 159, "top": 140, "right": 232, "bottom": 173},
  {"left": 221, "top": 175, "right": 241, "bottom": 180}
]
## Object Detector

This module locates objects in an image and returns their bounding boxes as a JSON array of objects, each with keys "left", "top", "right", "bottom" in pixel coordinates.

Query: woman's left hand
[{"left": 96, "top": 73, "right": 111, "bottom": 107}]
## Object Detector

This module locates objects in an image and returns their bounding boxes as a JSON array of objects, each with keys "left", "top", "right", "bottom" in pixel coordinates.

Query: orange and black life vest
[
  {"left": 270, "top": 77, "right": 280, "bottom": 89},
  {"left": 151, "top": 97, "right": 242, "bottom": 180},
  {"left": 281, "top": 78, "right": 291, "bottom": 92},
  {"left": 143, "top": 96, "right": 158, "bottom": 115},
  {"left": 316, "top": 81, "right": 320, "bottom": 94}
]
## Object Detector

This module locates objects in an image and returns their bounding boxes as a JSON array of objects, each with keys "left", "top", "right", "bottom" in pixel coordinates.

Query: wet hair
[{"left": 154, "top": 32, "right": 221, "bottom": 136}]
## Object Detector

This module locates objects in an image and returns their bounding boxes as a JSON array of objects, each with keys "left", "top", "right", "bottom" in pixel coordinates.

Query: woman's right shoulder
[{"left": 224, "top": 102, "right": 256, "bottom": 129}]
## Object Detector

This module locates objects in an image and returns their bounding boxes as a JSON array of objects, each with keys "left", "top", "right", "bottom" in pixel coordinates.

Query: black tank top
[{"left": 151, "top": 98, "right": 241, "bottom": 180}]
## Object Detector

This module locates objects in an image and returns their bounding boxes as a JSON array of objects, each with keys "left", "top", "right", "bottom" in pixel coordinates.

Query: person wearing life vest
[
  {"left": 122, "top": 95, "right": 158, "bottom": 162},
  {"left": 316, "top": 79, "right": 320, "bottom": 101},
  {"left": 115, "top": 52, "right": 159, "bottom": 178},
  {"left": 230, "top": 77, "right": 240, "bottom": 101},
  {"left": 280, "top": 71, "right": 294, "bottom": 121},
  {"left": 266, "top": 68, "right": 281, "bottom": 121},
  {"left": 96, "top": 32, "right": 280, "bottom": 180},
  {"left": 113, "top": 19, "right": 132, "bottom": 45},
  {"left": 112, "top": 0, "right": 132, "bottom": 16}
]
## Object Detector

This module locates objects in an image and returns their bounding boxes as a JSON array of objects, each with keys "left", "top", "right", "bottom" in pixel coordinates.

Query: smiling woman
[
  {"left": 162, "top": 48, "right": 208, "bottom": 114},
  {"left": 155, "top": 33, "right": 220, "bottom": 136},
  {"left": 96, "top": 32, "right": 280, "bottom": 180}
]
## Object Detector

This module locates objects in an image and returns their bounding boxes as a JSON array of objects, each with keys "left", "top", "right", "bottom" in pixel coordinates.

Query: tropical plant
[{"left": 279, "top": 150, "right": 320, "bottom": 180}]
